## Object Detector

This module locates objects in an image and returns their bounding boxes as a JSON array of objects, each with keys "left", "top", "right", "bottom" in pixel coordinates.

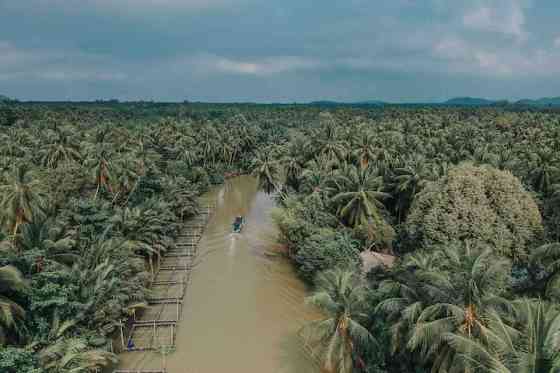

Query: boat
[{"left": 232, "top": 216, "right": 244, "bottom": 233}]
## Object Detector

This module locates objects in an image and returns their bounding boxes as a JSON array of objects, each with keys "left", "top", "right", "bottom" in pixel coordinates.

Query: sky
[{"left": 1, "top": 0, "right": 559, "bottom": 102}]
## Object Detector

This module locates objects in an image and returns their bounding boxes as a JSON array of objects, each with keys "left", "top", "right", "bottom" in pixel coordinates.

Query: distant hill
[
  {"left": 354, "top": 100, "right": 387, "bottom": 106},
  {"left": 0, "top": 94, "right": 12, "bottom": 102},
  {"left": 309, "top": 100, "right": 387, "bottom": 107},
  {"left": 443, "top": 97, "right": 502, "bottom": 106},
  {"left": 515, "top": 97, "right": 560, "bottom": 107}
]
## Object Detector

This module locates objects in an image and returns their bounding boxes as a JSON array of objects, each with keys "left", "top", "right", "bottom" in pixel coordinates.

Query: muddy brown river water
[{"left": 163, "top": 175, "right": 319, "bottom": 373}]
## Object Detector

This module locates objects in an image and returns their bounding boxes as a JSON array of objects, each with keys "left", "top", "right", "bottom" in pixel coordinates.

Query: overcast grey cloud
[{"left": 0, "top": 0, "right": 559, "bottom": 102}]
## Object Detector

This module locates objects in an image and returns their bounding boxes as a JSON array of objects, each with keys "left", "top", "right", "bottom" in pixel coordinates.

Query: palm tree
[
  {"left": 300, "top": 168, "right": 333, "bottom": 197},
  {"left": 18, "top": 217, "right": 79, "bottom": 268},
  {"left": 376, "top": 250, "right": 440, "bottom": 357},
  {"left": 406, "top": 244, "right": 512, "bottom": 372},
  {"left": 281, "top": 137, "right": 308, "bottom": 191},
  {"left": 527, "top": 149, "right": 559, "bottom": 196},
  {"left": 303, "top": 268, "right": 375, "bottom": 373},
  {"left": 448, "top": 299, "right": 560, "bottom": 373},
  {"left": 251, "top": 149, "right": 281, "bottom": 194},
  {"left": 38, "top": 320, "right": 116, "bottom": 373},
  {"left": 114, "top": 155, "right": 141, "bottom": 204},
  {"left": 86, "top": 148, "right": 113, "bottom": 199},
  {"left": 0, "top": 164, "right": 45, "bottom": 240},
  {"left": 331, "top": 165, "right": 389, "bottom": 228},
  {"left": 530, "top": 243, "right": 560, "bottom": 299},
  {"left": 133, "top": 136, "right": 161, "bottom": 174},
  {"left": 0, "top": 265, "right": 27, "bottom": 345},
  {"left": 388, "top": 158, "right": 433, "bottom": 222},
  {"left": 41, "top": 131, "right": 81, "bottom": 169},
  {"left": 352, "top": 132, "right": 377, "bottom": 169}
]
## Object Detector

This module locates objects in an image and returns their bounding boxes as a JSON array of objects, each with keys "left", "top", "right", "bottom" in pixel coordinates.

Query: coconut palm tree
[
  {"left": 375, "top": 250, "right": 440, "bottom": 356},
  {"left": 251, "top": 149, "right": 281, "bottom": 194},
  {"left": 38, "top": 332, "right": 116, "bottom": 372},
  {"left": 528, "top": 149, "right": 559, "bottom": 196},
  {"left": 331, "top": 165, "right": 389, "bottom": 228},
  {"left": 352, "top": 132, "right": 377, "bottom": 169},
  {"left": 281, "top": 137, "right": 308, "bottom": 191},
  {"left": 0, "top": 164, "right": 45, "bottom": 240},
  {"left": 531, "top": 243, "right": 560, "bottom": 299},
  {"left": 388, "top": 157, "right": 433, "bottom": 222},
  {"left": 448, "top": 299, "right": 560, "bottom": 373},
  {"left": 85, "top": 147, "right": 114, "bottom": 199},
  {"left": 41, "top": 131, "right": 81, "bottom": 169},
  {"left": 406, "top": 244, "right": 512, "bottom": 372},
  {"left": 113, "top": 155, "right": 141, "bottom": 204},
  {"left": 0, "top": 265, "right": 27, "bottom": 345},
  {"left": 303, "top": 268, "right": 375, "bottom": 373}
]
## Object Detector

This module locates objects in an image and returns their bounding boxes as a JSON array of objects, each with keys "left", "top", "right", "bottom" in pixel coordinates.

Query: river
[{"left": 164, "top": 175, "right": 319, "bottom": 373}]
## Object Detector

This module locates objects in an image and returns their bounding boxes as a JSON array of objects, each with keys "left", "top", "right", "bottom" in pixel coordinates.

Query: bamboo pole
[
  {"left": 120, "top": 323, "right": 125, "bottom": 350},
  {"left": 153, "top": 321, "right": 156, "bottom": 349}
]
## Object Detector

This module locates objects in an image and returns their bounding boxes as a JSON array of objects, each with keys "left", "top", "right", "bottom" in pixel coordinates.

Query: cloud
[
  {"left": 433, "top": 37, "right": 513, "bottom": 76},
  {"left": 433, "top": 35, "right": 560, "bottom": 77},
  {"left": 462, "top": 1, "right": 527, "bottom": 41},
  {"left": 0, "top": 41, "right": 41, "bottom": 68},
  {"left": 1, "top": 0, "right": 241, "bottom": 15},
  {"left": 210, "top": 56, "right": 319, "bottom": 76},
  {"left": 1, "top": 0, "right": 559, "bottom": 101},
  {"left": 0, "top": 41, "right": 127, "bottom": 82}
]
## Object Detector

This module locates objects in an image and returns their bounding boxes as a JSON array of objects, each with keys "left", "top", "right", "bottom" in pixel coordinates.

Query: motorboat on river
[{"left": 232, "top": 216, "right": 244, "bottom": 233}]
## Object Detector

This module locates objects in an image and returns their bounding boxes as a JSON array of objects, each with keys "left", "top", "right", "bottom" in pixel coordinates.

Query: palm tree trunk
[
  {"left": 12, "top": 220, "right": 19, "bottom": 241},
  {"left": 94, "top": 181, "right": 101, "bottom": 199}
]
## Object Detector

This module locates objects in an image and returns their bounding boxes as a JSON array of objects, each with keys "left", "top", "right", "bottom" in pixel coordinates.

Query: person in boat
[{"left": 233, "top": 215, "right": 243, "bottom": 231}]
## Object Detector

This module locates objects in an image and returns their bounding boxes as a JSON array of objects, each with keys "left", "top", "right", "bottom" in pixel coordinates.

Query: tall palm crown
[
  {"left": 388, "top": 157, "right": 434, "bottom": 222},
  {"left": 0, "top": 164, "right": 45, "bottom": 239},
  {"left": 352, "top": 132, "right": 377, "bottom": 169},
  {"left": 0, "top": 265, "right": 27, "bottom": 345},
  {"left": 448, "top": 299, "right": 560, "bottom": 373},
  {"left": 331, "top": 165, "right": 389, "bottom": 228},
  {"left": 303, "top": 268, "right": 375, "bottom": 373},
  {"left": 41, "top": 131, "right": 81, "bottom": 169},
  {"left": 251, "top": 149, "right": 281, "bottom": 194},
  {"left": 85, "top": 148, "right": 113, "bottom": 199},
  {"left": 406, "top": 244, "right": 512, "bottom": 372},
  {"left": 528, "top": 149, "right": 559, "bottom": 196}
]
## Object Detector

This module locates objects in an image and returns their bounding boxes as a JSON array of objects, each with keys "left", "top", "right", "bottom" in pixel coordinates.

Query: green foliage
[
  {"left": 0, "top": 265, "right": 28, "bottom": 345},
  {"left": 294, "top": 229, "right": 361, "bottom": 282},
  {"left": 303, "top": 268, "right": 376, "bottom": 373},
  {"left": 2, "top": 102, "right": 560, "bottom": 373},
  {"left": 376, "top": 243, "right": 513, "bottom": 372},
  {"left": 0, "top": 103, "right": 272, "bottom": 369},
  {"left": 448, "top": 299, "right": 560, "bottom": 373},
  {"left": 404, "top": 164, "right": 543, "bottom": 261},
  {"left": 0, "top": 347, "right": 43, "bottom": 373}
]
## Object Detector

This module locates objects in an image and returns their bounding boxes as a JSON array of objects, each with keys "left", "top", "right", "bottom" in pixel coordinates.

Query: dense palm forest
[
  {"left": 0, "top": 102, "right": 287, "bottom": 372},
  {"left": 2, "top": 102, "right": 560, "bottom": 373},
  {"left": 253, "top": 109, "right": 560, "bottom": 373}
]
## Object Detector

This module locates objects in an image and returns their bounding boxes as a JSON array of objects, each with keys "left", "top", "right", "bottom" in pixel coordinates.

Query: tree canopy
[{"left": 404, "top": 163, "right": 543, "bottom": 260}]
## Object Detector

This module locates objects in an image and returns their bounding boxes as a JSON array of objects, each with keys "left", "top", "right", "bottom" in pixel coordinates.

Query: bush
[
  {"left": 294, "top": 229, "right": 361, "bottom": 282},
  {"left": 404, "top": 163, "right": 543, "bottom": 261},
  {"left": 273, "top": 194, "right": 338, "bottom": 254},
  {"left": 0, "top": 347, "right": 43, "bottom": 373}
]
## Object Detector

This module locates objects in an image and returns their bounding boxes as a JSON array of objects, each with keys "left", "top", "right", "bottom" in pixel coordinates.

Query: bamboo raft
[{"left": 114, "top": 203, "right": 215, "bottom": 372}]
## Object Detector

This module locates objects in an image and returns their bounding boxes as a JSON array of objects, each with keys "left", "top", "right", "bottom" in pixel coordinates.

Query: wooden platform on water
[{"left": 114, "top": 201, "right": 215, "bottom": 372}]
